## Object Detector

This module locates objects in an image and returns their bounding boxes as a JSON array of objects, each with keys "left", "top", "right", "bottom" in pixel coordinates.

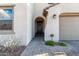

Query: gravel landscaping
[{"left": 21, "top": 37, "right": 79, "bottom": 56}]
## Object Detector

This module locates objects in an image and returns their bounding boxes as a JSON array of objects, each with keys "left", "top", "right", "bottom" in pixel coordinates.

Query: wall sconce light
[{"left": 53, "top": 14, "right": 56, "bottom": 19}]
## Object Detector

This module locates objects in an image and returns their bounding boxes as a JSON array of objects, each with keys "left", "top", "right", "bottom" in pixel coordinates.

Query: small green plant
[
  {"left": 58, "top": 42, "right": 66, "bottom": 46},
  {"left": 45, "top": 40, "right": 66, "bottom": 46},
  {"left": 45, "top": 40, "right": 56, "bottom": 46}
]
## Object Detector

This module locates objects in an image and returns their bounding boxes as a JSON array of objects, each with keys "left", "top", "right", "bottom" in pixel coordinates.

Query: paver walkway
[{"left": 21, "top": 37, "right": 79, "bottom": 56}]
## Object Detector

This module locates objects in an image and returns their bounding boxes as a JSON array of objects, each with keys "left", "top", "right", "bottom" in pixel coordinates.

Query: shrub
[
  {"left": 58, "top": 42, "right": 66, "bottom": 46},
  {"left": 45, "top": 40, "right": 56, "bottom": 46},
  {"left": 45, "top": 40, "right": 66, "bottom": 46}
]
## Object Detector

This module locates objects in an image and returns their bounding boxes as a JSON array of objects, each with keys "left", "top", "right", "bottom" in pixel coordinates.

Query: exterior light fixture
[{"left": 53, "top": 14, "right": 56, "bottom": 19}]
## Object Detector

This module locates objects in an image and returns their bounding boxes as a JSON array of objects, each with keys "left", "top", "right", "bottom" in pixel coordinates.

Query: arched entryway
[{"left": 35, "top": 16, "right": 45, "bottom": 37}]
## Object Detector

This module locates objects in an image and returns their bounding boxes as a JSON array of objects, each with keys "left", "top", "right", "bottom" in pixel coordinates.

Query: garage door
[{"left": 59, "top": 17, "right": 79, "bottom": 40}]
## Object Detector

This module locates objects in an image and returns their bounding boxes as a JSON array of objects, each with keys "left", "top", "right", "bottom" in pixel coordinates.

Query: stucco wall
[
  {"left": 61, "top": 3, "right": 79, "bottom": 12},
  {"left": 45, "top": 3, "right": 79, "bottom": 41},
  {"left": 14, "top": 3, "right": 27, "bottom": 46},
  {"left": 45, "top": 5, "right": 61, "bottom": 42},
  {"left": 14, "top": 3, "right": 34, "bottom": 46},
  {"left": 0, "top": 3, "right": 34, "bottom": 46},
  {"left": 32, "top": 4, "right": 35, "bottom": 38},
  {"left": 26, "top": 3, "right": 34, "bottom": 45},
  {"left": 34, "top": 3, "right": 48, "bottom": 17}
]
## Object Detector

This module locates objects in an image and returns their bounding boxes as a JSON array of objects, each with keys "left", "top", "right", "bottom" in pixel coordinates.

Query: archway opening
[{"left": 35, "top": 16, "right": 45, "bottom": 37}]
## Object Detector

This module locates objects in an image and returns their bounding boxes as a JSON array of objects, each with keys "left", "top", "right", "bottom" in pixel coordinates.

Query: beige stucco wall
[
  {"left": 45, "top": 5, "right": 61, "bottom": 42},
  {"left": 14, "top": 3, "right": 28, "bottom": 46}
]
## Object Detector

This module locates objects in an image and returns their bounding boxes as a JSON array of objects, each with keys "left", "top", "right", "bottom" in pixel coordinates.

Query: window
[{"left": 0, "top": 6, "right": 13, "bottom": 30}]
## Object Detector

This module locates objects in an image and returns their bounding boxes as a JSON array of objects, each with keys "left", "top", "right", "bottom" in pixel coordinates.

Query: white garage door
[{"left": 59, "top": 17, "right": 79, "bottom": 40}]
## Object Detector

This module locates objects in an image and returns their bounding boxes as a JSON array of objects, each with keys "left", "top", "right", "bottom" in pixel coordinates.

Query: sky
[{"left": 0, "top": 9, "right": 13, "bottom": 20}]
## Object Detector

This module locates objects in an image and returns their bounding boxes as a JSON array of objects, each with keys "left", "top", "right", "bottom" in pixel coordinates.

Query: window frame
[{"left": 0, "top": 5, "right": 14, "bottom": 33}]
